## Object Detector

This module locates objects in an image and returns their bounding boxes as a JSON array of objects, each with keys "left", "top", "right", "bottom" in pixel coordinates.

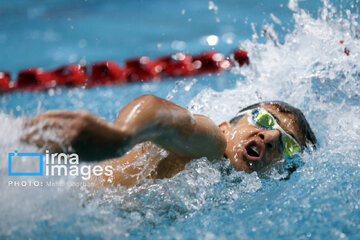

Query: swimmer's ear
[{"left": 218, "top": 121, "right": 231, "bottom": 135}]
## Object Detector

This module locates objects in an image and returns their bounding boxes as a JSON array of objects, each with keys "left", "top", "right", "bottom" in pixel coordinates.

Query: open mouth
[{"left": 243, "top": 140, "right": 264, "bottom": 161}]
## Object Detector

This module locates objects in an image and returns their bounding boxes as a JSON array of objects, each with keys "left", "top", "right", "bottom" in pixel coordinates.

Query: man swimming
[{"left": 22, "top": 95, "right": 316, "bottom": 187}]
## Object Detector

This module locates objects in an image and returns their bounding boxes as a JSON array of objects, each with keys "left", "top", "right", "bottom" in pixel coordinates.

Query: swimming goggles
[{"left": 239, "top": 108, "right": 301, "bottom": 159}]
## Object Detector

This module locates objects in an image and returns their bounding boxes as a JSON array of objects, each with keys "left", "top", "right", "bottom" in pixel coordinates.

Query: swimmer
[{"left": 22, "top": 95, "right": 316, "bottom": 187}]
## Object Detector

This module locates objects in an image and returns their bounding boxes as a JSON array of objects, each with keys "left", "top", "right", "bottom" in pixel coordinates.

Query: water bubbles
[
  {"left": 204, "top": 35, "right": 219, "bottom": 46},
  {"left": 166, "top": 80, "right": 184, "bottom": 100},
  {"left": 222, "top": 32, "right": 235, "bottom": 45},
  {"left": 270, "top": 13, "right": 282, "bottom": 25},
  {"left": 208, "top": 1, "right": 218, "bottom": 14},
  {"left": 48, "top": 88, "right": 55, "bottom": 96},
  {"left": 288, "top": 0, "right": 299, "bottom": 11},
  {"left": 251, "top": 23, "right": 259, "bottom": 41},
  {"left": 184, "top": 78, "right": 197, "bottom": 92},
  {"left": 171, "top": 40, "right": 186, "bottom": 51}
]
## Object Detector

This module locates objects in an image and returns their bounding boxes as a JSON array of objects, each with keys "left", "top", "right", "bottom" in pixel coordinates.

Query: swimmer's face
[{"left": 219, "top": 104, "right": 305, "bottom": 172}]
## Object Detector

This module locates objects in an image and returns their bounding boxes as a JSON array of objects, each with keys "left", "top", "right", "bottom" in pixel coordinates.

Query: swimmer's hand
[{"left": 21, "top": 110, "right": 130, "bottom": 161}]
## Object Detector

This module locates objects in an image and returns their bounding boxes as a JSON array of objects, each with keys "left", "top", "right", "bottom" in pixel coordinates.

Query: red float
[
  {"left": 156, "top": 53, "right": 194, "bottom": 77},
  {"left": 193, "top": 51, "right": 233, "bottom": 74},
  {"left": 44, "top": 64, "right": 87, "bottom": 86},
  {"left": 0, "top": 71, "right": 11, "bottom": 91},
  {"left": 125, "top": 57, "right": 160, "bottom": 82},
  {"left": 90, "top": 61, "right": 126, "bottom": 85},
  {"left": 233, "top": 49, "right": 250, "bottom": 67},
  {"left": 344, "top": 48, "right": 350, "bottom": 56},
  {"left": 16, "top": 68, "right": 44, "bottom": 90}
]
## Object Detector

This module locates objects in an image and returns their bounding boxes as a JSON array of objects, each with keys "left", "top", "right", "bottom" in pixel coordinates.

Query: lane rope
[{"left": 0, "top": 49, "right": 249, "bottom": 93}]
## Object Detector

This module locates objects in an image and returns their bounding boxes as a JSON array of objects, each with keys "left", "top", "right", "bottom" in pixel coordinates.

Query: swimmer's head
[{"left": 219, "top": 101, "right": 316, "bottom": 174}]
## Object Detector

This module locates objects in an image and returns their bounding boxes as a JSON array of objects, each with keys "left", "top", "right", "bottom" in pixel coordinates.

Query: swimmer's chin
[{"left": 228, "top": 155, "right": 254, "bottom": 173}]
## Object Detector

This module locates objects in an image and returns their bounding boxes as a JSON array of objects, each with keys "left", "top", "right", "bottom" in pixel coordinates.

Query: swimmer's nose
[{"left": 258, "top": 129, "right": 281, "bottom": 154}]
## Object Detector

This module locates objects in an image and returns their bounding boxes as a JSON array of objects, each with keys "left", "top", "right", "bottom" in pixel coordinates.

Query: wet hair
[
  {"left": 229, "top": 101, "right": 317, "bottom": 180},
  {"left": 229, "top": 101, "right": 317, "bottom": 149}
]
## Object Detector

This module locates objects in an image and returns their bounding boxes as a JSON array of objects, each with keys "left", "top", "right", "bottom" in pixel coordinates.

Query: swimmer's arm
[
  {"left": 21, "top": 95, "right": 226, "bottom": 161},
  {"left": 21, "top": 110, "right": 128, "bottom": 160},
  {"left": 113, "top": 95, "right": 227, "bottom": 159}
]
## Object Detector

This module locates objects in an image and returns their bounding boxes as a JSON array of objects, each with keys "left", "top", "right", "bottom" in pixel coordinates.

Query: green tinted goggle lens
[
  {"left": 251, "top": 109, "right": 300, "bottom": 159},
  {"left": 253, "top": 109, "right": 275, "bottom": 128},
  {"left": 282, "top": 135, "right": 301, "bottom": 158}
]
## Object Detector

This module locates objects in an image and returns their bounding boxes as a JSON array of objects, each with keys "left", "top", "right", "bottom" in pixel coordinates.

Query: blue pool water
[{"left": 1, "top": 0, "right": 360, "bottom": 239}]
